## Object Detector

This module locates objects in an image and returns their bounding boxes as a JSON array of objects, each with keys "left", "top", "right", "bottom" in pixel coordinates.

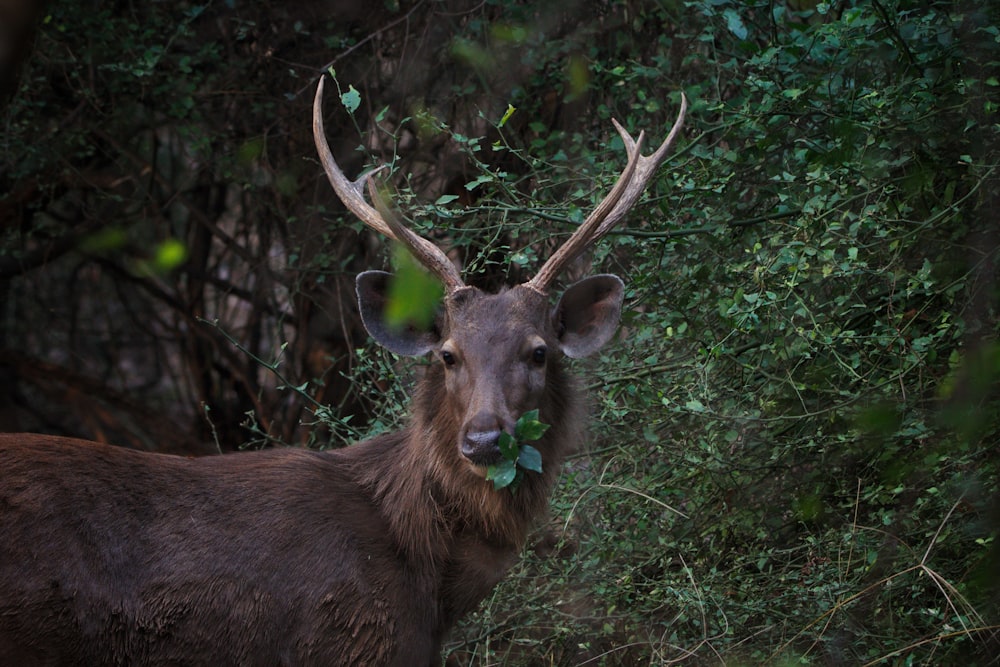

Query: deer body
[
  {"left": 1, "top": 434, "right": 429, "bottom": 666},
  {"left": 0, "top": 283, "right": 596, "bottom": 666},
  {"left": 0, "top": 78, "right": 684, "bottom": 665}
]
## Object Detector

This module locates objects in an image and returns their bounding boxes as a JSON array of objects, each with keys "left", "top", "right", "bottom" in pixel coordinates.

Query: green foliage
[
  {"left": 385, "top": 245, "right": 445, "bottom": 332},
  {"left": 486, "top": 409, "right": 549, "bottom": 491},
  {"left": 437, "top": 0, "right": 1000, "bottom": 664}
]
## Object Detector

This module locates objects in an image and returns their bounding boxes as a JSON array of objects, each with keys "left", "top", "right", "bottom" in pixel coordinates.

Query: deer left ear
[
  {"left": 356, "top": 270, "right": 440, "bottom": 356},
  {"left": 552, "top": 274, "right": 625, "bottom": 358}
]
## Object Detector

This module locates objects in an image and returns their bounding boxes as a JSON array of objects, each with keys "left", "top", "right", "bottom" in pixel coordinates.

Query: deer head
[{"left": 313, "top": 77, "right": 685, "bottom": 470}]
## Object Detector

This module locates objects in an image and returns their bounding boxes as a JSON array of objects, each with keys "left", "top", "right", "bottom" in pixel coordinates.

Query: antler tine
[
  {"left": 525, "top": 128, "right": 644, "bottom": 294},
  {"left": 313, "top": 77, "right": 464, "bottom": 292},
  {"left": 526, "top": 93, "right": 688, "bottom": 294}
]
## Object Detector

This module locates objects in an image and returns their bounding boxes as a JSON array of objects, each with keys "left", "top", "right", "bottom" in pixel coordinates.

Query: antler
[
  {"left": 313, "top": 77, "right": 465, "bottom": 292},
  {"left": 525, "top": 94, "right": 688, "bottom": 294}
]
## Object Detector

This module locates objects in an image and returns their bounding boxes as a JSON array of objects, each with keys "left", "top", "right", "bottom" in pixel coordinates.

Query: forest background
[{"left": 1, "top": 0, "right": 998, "bottom": 664}]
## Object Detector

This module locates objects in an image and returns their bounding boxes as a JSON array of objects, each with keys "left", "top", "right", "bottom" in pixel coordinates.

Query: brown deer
[{"left": 0, "top": 77, "right": 685, "bottom": 666}]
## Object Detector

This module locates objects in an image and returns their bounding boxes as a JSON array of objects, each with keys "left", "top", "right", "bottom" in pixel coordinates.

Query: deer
[{"left": 0, "top": 76, "right": 685, "bottom": 666}]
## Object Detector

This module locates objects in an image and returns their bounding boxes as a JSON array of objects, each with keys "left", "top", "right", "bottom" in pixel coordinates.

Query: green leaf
[
  {"left": 498, "top": 104, "right": 516, "bottom": 128},
  {"left": 517, "top": 419, "right": 549, "bottom": 442},
  {"left": 685, "top": 399, "right": 706, "bottom": 413},
  {"left": 498, "top": 431, "right": 518, "bottom": 460},
  {"left": 514, "top": 409, "right": 549, "bottom": 441},
  {"left": 80, "top": 227, "right": 127, "bottom": 253},
  {"left": 517, "top": 445, "right": 543, "bottom": 473},
  {"left": 723, "top": 8, "right": 748, "bottom": 40},
  {"left": 153, "top": 239, "right": 188, "bottom": 271},
  {"left": 340, "top": 84, "right": 361, "bottom": 114},
  {"left": 464, "top": 174, "right": 493, "bottom": 191},
  {"left": 385, "top": 245, "right": 444, "bottom": 331},
  {"left": 486, "top": 460, "right": 517, "bottom": 490},
  {"left": 520, "top": 408, "right": 540, "bottom": 422}
]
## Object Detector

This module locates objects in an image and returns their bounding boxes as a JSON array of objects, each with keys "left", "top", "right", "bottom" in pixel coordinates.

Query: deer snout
[
  {"left": 461, "top": 430, "right": 501, "bottom": 465},
  {"left": 460, "top": 412, "right": 509, "bottom": 465}
]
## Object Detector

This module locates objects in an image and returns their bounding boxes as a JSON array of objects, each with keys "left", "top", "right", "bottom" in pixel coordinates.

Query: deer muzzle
[
  {"left": 460, "top": 408, "right": 513, "bottom": 466},
  {"left": 461, "top": 428, "right": 503, "bottom": 466}
]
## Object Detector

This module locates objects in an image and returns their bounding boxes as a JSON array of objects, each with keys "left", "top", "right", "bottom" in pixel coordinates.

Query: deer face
[
  {"left": 357, "top": 272, "right": 624, "bottom": 469},
  {"left": 437, "top": 286, "right": 551, "bottom": 467}
]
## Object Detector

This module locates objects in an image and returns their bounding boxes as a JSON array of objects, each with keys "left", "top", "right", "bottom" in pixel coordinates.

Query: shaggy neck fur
[{"left": 357, "top": 356, "right": 585, "bottom": 569}]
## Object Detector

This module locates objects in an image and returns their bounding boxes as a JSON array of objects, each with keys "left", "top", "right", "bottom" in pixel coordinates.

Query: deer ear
[
  {"left": 356, "top": 271, "right": 440, "bottom": 356},
  {"left": 552, "top": 274, "right": 625, "bottom": 359}
]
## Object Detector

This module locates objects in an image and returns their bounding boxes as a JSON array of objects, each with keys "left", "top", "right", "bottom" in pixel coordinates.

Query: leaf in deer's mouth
[
  {"left": 498, "top": 431, "right": 518, "bottom": 460},
  {"left": 486, "top": 459, "right": 517, "bottom": 489},
  {"left": 516, "top": 445, "right": 542, "bottom": 473},
  {"left": 485, "top": 411, "right": 548, "bottom": 491}
]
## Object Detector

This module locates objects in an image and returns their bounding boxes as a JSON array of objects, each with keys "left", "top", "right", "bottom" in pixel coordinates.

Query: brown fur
[{"left": 0, "top": 281, "right": 603, "bottom": 666}]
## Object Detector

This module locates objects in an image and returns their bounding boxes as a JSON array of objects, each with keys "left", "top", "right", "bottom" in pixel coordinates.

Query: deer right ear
[
  {"left": 356, "top": 271, "right": 440, "bottom": 356},
  {"left": 552, "top": 274, "right": 625, "bottom": 359}
]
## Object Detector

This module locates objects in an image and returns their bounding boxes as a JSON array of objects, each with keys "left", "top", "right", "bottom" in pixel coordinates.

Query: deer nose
[{"left": 461, "top": 414, "right": 504, "bottom": 465}]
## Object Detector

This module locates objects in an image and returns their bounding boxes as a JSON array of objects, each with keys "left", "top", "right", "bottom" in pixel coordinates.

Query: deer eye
[
  {"left": 441, "top": 350, "right": 457, "bottom": 367},
  {"left": 532, "top": 346, "right": 547, "bottom": 365}
]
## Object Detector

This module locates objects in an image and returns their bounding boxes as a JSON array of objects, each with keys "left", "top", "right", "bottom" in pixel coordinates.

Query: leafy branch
[{"left": 486, "top": 410, "right": 548, "bottom": 491}]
